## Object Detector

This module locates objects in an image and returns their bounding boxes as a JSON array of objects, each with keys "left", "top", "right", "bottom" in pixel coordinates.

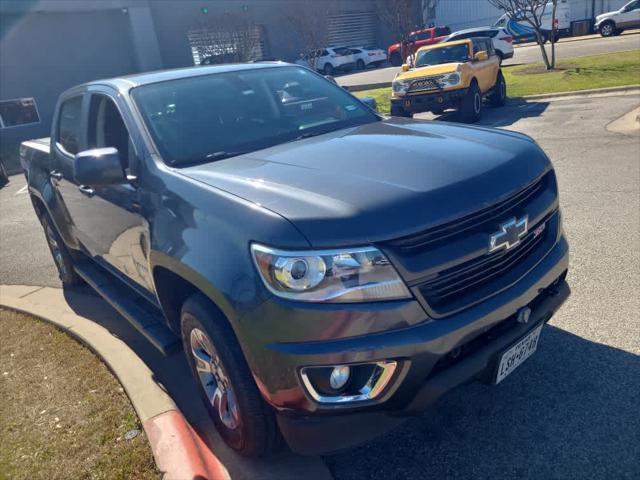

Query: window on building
[
  {"left": 57, "top": 96, "right": 83, "bottom": 155},
  {"left": 0, "top": 98, "right": 40, "bottom": 128}
]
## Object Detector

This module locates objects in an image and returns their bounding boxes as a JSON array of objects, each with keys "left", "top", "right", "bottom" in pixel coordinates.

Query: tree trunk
[
  {"left": 535, "top": 32, "right": 551, "bottom": 69},
  {"left": 550, "top": 1, "right": 558, "bottom": 69}
]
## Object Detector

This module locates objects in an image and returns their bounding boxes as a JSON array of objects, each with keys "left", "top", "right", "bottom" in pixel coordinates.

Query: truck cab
[{"left": 388, "top": 26, "right": 451, "bottom": 66}]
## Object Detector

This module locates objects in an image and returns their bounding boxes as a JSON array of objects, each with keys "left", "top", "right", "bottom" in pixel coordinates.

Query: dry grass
[{"left": 0, "top": 308, "right": 159, "bottom": 480}]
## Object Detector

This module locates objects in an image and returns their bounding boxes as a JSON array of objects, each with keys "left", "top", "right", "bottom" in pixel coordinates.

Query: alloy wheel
[
  {"left": 45, "top": 223, "right": 67, "bottom": 278},
  {"left": 190, "top": 328, "right": 240, "bottom": 430}
]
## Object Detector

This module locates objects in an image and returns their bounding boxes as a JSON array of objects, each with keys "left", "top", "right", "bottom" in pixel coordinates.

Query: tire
[
  {"left": 614, "top": 28, "right": 624, "bottom": 36},
  {"left": 181, "top": 293, "right": 280, "bottom": 457},
  {"left": 489, "top": 71, "right": 507, "bottom": 107},
  {"left": 599, "top": 21, "right": 615, "bottom": 37},
  {"left": 356, "top": 59, "right": 365, "bottom": 70},
  {"left": 40, "top": 212, "right": 84, "bottom": 287},
  {"left": 390, "top": 103, "right": 412, "bottom": 118},
  {"left": 390, "top": 52, "right": 402, "bottom": 67},
  {"left": 431, "top": 108, "right": 445, "bottom": 115},
  {"left": 323, "top": 63, "right": 334, "bottom": 75},
  {"left": 461, "top": 81, "right": 483, "bottom": 123}
]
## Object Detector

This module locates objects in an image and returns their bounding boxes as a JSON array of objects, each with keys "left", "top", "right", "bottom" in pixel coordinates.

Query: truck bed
[{"left": 20, "top": 137, "right": 51, "bottom": 173}]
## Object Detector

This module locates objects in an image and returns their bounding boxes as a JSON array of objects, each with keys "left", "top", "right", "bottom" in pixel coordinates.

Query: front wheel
[
  {"left": 599, "top": 21, "right": 615, "bottom": 37},
  {"left": 181, "top": 293, "right": 280, "bottom": 457},
  {"left": 356, "top": 59, "right": 365, "bottom": 70},
  {"left": 390, "top": 103, "right": 412, "bottom": 117},
  {"left": 461, "top": 82, "right": 483, "bottom": 123},
  {"left": 390, "top": 52, "right": 402, "bottom": 66},
  {"left": 323, "top": 63, "right": 334, "bottom": 75},
  {"left": 489, "top": 71, "right": 507, "bottom": 107}
]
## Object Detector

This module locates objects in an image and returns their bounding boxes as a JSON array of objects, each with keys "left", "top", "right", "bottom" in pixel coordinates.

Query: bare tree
[
  {"left": 377, "top": 0, "right": 421, "bottom": 64},
  {"left": 282, "top": 2, "right": 331, "bottom": 71},
  {"left": 550, "top": 0, "right": 558, "bottom": 68},
  {"left": 422, "top": 0, "right": 441, "bottom": 26},
  {"left": 488, "top": 0, "right": 556, "bottom": 69},
  {"left": 189, "top": 12, "right": 263, "bottom": 65}
]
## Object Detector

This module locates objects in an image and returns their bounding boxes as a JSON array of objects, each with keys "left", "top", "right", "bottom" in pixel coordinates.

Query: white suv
[
  {"left": 295, "top": 47, "right": 355, "bottom": 75},
  {"left": 441, "top": 27, "right": 514, "bottom": 61},
  {"left": 596, "top": 0, "right": 640, "bottom": 37}
]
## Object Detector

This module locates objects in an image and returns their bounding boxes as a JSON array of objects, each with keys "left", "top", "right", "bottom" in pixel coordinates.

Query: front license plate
[{"left": 495, "top": 324, "right": 543, "bottom": 384}]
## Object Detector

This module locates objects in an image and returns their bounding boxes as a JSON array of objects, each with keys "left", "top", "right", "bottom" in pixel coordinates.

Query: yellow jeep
[{"left": 390, "top": 37, "right": 506, "bottom": 122}]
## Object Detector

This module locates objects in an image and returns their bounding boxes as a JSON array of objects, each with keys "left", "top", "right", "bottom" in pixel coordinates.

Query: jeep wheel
[
  {"left": 181, "top": 293, "right": 280, "bottom": 457},
  {"left": 490, "top": 71, "right": 507, "bottom": 107},
  {"left": 390, "top": 103, "right": 412, "bottom": 118},
  {"left": 323, "top": 63, "right": 334, "bottom": 75},
  {"left": 461, "top": 81, "right": 483, "bottom": 123},
  {"left": 599, "top": 21, "right": 615, "bottom": 37},
  {"left": 390, "top": 52, "right": 402, "bottom": 66},
  {"left": 41, "top": 213, "right": 83, "bottom": 287}
]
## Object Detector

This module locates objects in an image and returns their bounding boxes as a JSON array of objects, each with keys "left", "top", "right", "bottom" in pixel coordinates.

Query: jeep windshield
[
  {"left": 132, "top": 66, "right": 378, "bottom": 166},
  {"left": 415, "top": 44, "right": 470, "bottom": 67}
]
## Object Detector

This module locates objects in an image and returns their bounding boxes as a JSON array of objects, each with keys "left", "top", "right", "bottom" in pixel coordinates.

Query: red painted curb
[{"left": 144, "top": 410, "right": 228, "bottom": 480}]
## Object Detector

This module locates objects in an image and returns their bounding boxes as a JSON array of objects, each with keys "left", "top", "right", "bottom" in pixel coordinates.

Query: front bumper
[
  {"left": 392, "top": 88, "right": 468, "bottom": 113},
  {"left": 238, "top": 235, "right": 570, "bottom": 454}
]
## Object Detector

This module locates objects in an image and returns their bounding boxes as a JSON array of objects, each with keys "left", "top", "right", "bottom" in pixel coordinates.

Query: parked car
[
  {"left": 595, "top": 0, "right": 640, "bottom": 37},
  {"left": 21, "top": 63, "right": 569, "bottom": 457},
  {"left": 391, "top": 37, "right": 506, "bottom": 122},
  {"left": 388, "top": 26, "right": 451, "bottom": 66},
  {"left": 348, "top": 46, "right": 387, "bottom": 69},
  {"left": 442, "top": 27, "right": 514, "bottom": 61},
  {"left": 295, "top": 47, "right": 355, "bottom": 75},
  {"left": 493, "top": 0, "right": 570, "bottom": 43}
]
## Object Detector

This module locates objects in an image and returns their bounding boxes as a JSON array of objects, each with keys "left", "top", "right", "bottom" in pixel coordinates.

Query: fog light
[{"left": 329, "top": 365, "right": 350, "bottom": 390}]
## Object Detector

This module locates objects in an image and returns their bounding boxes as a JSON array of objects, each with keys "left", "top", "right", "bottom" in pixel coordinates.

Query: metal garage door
[{"left": 327, "top": 11, "right": 377, "bottom": 48}]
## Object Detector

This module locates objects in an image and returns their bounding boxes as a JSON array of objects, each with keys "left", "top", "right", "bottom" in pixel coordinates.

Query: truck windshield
[
  {"left": 131, "top": 66, "right": 378, "bottom": 166},
  {"left": 415, "top": 44, "right": 470, "bottom": 67}
]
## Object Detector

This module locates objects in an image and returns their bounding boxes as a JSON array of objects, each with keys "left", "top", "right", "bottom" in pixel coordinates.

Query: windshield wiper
[{"left": 294, "top": 132, "right": 324, "bottom": 141}]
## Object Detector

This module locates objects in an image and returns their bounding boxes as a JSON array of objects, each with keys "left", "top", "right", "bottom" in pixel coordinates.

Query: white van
[{"left": 493, "top": 0, "right": 570, "bottom": 43}]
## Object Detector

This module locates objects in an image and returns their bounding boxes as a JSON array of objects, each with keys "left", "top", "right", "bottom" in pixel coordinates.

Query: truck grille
[
  {"left": 417, "top": 216, "right": 551, "bottom": 313},
  {"left": 380, "top": 172, "right": 558, "bottom": 316}
]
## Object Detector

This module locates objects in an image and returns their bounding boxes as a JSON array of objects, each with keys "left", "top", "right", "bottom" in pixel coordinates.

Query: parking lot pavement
[
  {"left": 325, "top": 93, "right": 640, "bottom": 479},
  {"left": 338, "top": 32, "right": 640, "bottom": 89},
  {"left": 1, "top": 93, "right": 638, "bottom": 479}
]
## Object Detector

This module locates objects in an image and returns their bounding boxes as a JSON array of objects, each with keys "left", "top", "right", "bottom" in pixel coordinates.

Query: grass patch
[
  {"left": 354, "top": 50, "right": 640, "bottom": 113},
  {"left": 0, "top": 308, "right": 159, "bottom": 480}
]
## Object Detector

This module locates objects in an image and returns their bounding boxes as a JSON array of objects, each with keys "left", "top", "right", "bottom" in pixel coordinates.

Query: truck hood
[
  {"left": 396, "top": 62, "right": 462, "bottom": 80},
  {"left": 180, "top": 118, "right": 551, "bottom": 247},
  {"left": 596, "top": 11, "right": 618, "bottom": 22}
]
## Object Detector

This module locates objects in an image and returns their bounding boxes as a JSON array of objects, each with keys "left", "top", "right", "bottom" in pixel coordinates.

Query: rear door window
[{"left": 57, "top": 96, "right": 83, "bottom": 155}]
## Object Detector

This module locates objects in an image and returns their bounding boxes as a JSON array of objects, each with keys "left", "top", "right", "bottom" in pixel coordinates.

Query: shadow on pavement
[
  {"left": 324, "top": 324, "right": 640, "bottom": 479},
  {"left": 430, "top": 99, "right": 550, "bottom": 128},
  {"left": 62, "top": 286, "right": 327, "bottom": 480}
]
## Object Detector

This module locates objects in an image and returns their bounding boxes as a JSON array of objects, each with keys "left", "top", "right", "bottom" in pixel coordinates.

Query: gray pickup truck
[{"left": 21, "top": 63, "right": 569, "bottom": 457}]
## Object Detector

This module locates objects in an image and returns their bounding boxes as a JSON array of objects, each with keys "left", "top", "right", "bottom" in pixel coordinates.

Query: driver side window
[{"left": 87, "top": 95, "right": 134, "bottom": 173}]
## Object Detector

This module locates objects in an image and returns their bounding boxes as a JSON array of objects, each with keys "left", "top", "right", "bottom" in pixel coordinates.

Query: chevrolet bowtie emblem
[{"left": 489, "top": 216, "right": 528, "bottom": 253}]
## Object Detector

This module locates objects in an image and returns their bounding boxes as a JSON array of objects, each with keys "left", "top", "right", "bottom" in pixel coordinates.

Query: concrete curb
[
  {"left": 513, "top": 29, "right": 640, "bottom": 48},
  {"left": 515, "top": 84, "right": 640, "bottom": 101},
  {"left": 0, "top": 285, "right": 229, "bottom": 480}
]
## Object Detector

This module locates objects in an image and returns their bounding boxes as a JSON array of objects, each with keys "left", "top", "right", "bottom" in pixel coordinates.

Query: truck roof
[{"left": 79, "top": 61, "right": 290, "bottom": 91}]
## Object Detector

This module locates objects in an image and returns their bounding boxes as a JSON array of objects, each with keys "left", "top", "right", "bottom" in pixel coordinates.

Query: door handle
[
  {"left": 50, "top": 170, "right": 63, "bottom": 180},
  {"left": 78, "top": 185, "right": 95, "bottom": 197}
]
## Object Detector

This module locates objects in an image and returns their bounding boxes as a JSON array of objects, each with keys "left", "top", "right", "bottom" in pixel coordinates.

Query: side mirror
[
  {"left": 401, "top": 63, "right": 410, "bottom": 72},
  {"left": 74, "top": 147, "right": 126, "bottom": 186},
  {"left": 360, "top": 96, "right": 378, "bottom": 112},
  {"left": 474, "top": 51, "right": 488, "bottom": 62}
]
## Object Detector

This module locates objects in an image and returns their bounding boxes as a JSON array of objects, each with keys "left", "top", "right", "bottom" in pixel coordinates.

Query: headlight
[
  {"left": 440, "top": 73, "right": 461, "bottom": 88},
  {"left": 392, "top": 79, "right": 411, "bottom": 95},
  {"left": 251, "top": 244, "right": 412, "bottom": 302}
]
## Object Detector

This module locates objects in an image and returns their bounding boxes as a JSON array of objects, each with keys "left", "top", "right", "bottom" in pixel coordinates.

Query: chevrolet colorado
[{"left": 21, "top": 63, "right": 569, "bottom": 457}]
